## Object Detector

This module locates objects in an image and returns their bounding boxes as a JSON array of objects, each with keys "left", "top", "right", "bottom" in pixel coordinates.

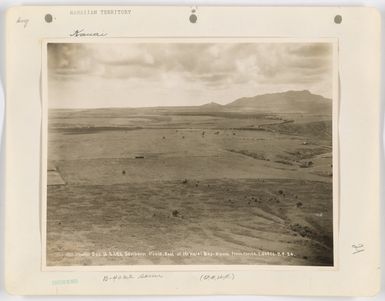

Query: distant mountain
[
  {"left": 200, "top": 101, "right": 223, "bottom": 109},
  {"left": 226, "top": 90, "right": 331, "bottom": 114}
]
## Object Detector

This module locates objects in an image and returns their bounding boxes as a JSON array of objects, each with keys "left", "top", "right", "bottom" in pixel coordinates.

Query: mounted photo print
[{"left": 3, "top": 6, "right": 381, "bottom": 296}]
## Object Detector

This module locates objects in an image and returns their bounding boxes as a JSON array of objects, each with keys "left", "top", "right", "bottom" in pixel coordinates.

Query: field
[{"left": 46, "top": 106, "right": 333, "bottom": 266}]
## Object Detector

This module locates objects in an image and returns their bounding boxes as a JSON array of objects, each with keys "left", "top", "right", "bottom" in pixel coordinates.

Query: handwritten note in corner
[
  {"left": 16, "top": 17, "right": 29, "bottom": 28},
  {"left": 352, "top": 243, "right": 365, "bottom": 255}
]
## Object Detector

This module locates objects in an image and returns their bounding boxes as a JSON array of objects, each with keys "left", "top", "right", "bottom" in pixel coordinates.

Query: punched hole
[
  {"left": 334, "top": 15, "right": 342, "bottom": 24},
  {"left": 189, "top": 14, "right": 197, "bottom": 24},
  {"left": 45, "top": 14, "right": 53, "bottom": 23}
]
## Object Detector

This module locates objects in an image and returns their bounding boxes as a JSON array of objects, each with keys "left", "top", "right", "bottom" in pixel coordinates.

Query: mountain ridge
[{"left": 201, "top": 90, "right": 331, "bottom": 114}]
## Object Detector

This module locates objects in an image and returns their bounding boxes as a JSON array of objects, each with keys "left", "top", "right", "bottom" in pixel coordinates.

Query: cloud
[
  {"left": 48, "top": 43, "right": 332, "bottom": 85},
  {"left": 47, "top": 42, "right": 334, "bottom": 108},
  {"left": 289, "top": 43, "right": 332, "bottom": 57}
]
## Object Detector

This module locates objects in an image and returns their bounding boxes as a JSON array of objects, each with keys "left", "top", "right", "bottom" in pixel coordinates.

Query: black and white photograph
[{"left": 44, "top": 40, "right": 336, "bottom": 267}]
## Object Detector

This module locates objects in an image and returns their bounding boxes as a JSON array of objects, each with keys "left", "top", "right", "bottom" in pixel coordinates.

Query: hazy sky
[{"left": 47, "top": 42, "right": 333, "bottom": 108}]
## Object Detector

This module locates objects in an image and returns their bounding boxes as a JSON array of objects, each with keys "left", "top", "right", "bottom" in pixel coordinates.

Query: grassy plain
[{"left": 47, "top": 106, "right": 333, "bottom": 266}]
